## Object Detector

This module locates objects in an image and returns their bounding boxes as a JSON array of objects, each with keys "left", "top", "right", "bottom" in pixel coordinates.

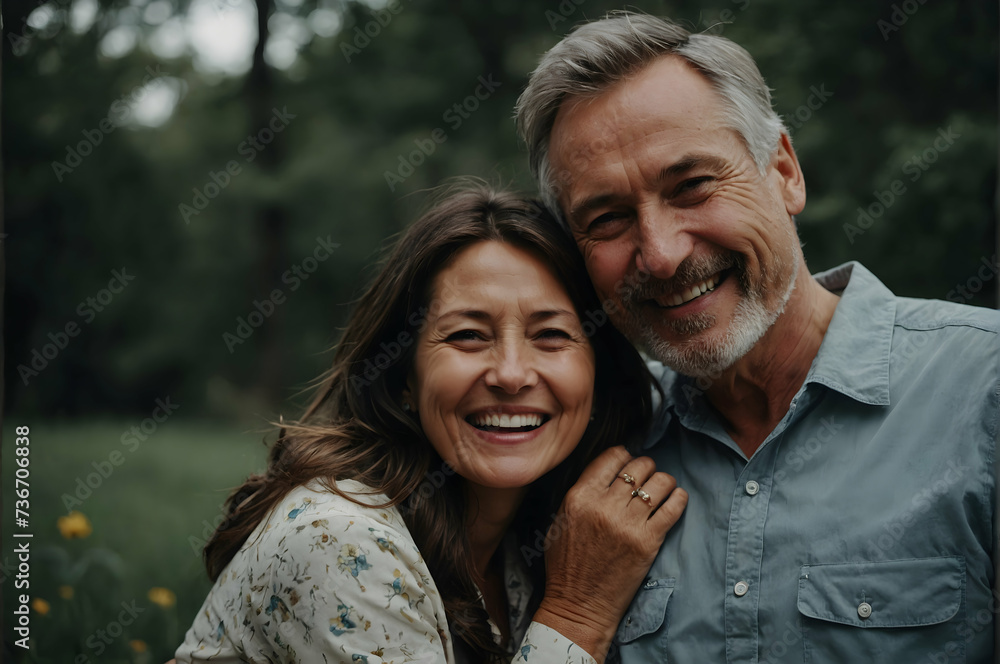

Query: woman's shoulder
[
  {"left": 272, "top": 478, "right": 402, "bottom": 523},
  {"left": 249, "top": 479, "right": 414, "bottom": 554},
  {"left": 177, "top": 482, "right": 448, "bottom": 662}
]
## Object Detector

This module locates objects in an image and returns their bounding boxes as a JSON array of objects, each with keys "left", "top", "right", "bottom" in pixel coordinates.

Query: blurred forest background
[{"left": 2, "top": 0, "right": 998, "bottom": 661}]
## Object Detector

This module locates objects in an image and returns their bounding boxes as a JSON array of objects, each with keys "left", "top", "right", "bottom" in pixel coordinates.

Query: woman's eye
[
  {"left": 539, "top": 328, "right": 570, "bottom": 338},
  {"left": 445, "top": 330, "right": 486, "bottom": 343},
  {"left": 535, "top": 329, "right": 574, "bottom": 345}
]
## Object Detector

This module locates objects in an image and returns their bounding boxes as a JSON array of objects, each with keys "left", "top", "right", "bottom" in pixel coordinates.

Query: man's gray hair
[{"left": 515, "top": 11, "right": 786, "bottom": 221}]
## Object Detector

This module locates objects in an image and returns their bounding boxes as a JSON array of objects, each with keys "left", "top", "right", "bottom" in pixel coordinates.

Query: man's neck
[{"left": 704, "top": 262, "right": 840, "bottom": 458}]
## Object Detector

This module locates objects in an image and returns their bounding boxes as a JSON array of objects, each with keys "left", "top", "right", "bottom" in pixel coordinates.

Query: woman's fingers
[
  {"left": 649, "top": 485, "right": 688, "bottom": 531},
  {"left": 576, "top": 445, "right": 635, "bottom": 488},
  {"left": 608, "top": 455, "right": 657, "bottom": 497},
  {"left": 625, "top": 470, "right": 676, "bottom": 513}
]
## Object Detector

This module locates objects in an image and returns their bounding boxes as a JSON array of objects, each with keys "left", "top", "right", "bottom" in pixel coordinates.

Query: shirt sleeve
[
  {"left": 252, "top": 507, "right": 454, "bottom": 663},
  {"left": 513, "top": 622, "right": 598, "bottom": 664}
]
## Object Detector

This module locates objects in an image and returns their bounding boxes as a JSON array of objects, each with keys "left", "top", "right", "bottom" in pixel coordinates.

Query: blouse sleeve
[
  {"left": 251, "top": 506, "right": 454, "bottom": 663},
  {"left": 513, "top": 622, "right": 598, "bottom": 664}
]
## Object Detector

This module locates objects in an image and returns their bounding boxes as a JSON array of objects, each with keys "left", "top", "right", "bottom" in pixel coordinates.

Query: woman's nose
[{"left": 484, "top": 342, "right": 539, "bottom": 394}]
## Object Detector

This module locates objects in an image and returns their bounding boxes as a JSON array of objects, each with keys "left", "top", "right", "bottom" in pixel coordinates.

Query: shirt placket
[{"left": 723, "top": 393, "right": 807, "bottom": 664}]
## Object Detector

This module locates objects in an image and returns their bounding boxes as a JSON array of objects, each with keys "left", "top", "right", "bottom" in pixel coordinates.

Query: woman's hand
[{"left": 532, "top": 445, "right": 687, "bottom": 663}]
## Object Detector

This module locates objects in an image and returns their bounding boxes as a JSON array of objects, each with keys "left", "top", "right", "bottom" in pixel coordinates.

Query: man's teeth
[
  {"left": 472, "top": 413, "right": 543, "bottom": 428},
  {"left": 663, "top": 273, "right": 721, "bottom": 307}
]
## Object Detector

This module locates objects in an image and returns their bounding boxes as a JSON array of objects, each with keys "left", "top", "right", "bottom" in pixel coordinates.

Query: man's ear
[{"left": 771, "top": 132, "right": 806, "bottom": 216}]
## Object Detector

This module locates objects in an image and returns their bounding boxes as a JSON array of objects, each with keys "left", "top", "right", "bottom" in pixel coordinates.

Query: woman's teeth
[
  {"left": 662, "top": 272, "right": 721, "bottom": 307},
  {"left": 470, "top": 413, "right": 543, "bottom": 429}
]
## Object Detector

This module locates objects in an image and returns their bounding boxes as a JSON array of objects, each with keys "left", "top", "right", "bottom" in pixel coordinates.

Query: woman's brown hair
[{"left": 202, "top": 181, "right": 658, "bottom": 661}]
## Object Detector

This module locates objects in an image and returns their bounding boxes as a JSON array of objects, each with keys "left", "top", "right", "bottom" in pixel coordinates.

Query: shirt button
[
  {"left": 734, "top": 581, "right": 749, "bottom": 597},
  {"left": 745, "top": 480, "right": 760, "bottom": 496},
  {"left": 645, "top": 579, "right": 656, "bottom": 588},
  {"left": 626, "top": 616, "right": 632, "bottom": 626},
  {"left": 858, "top": 602, "right": 872, "bottom": 619}
]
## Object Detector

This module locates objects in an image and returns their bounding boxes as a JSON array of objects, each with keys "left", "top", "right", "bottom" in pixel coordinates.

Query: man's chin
[
  {"left": 639, "top": 329, "right": 742, "bottom": 378},
  {"left": 632, "top": 298, "right": 779, "bottom": 378}
]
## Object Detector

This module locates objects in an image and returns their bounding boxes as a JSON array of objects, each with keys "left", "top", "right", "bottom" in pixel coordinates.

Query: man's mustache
[{"left": 620, "top": 253, "right": 741, "bottom": 304}]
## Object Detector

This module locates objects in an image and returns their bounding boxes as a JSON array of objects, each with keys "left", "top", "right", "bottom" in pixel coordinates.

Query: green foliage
[{"left": 1, "top": 421, "right": 269, "bottom": 662}]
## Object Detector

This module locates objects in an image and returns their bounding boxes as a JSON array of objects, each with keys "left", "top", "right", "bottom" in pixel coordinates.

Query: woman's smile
[{"left": 465, "top": 406, "right": 552, "bottom": 444}]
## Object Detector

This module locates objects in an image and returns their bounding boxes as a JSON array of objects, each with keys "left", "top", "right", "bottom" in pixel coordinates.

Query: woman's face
[{"left": 407, "top": 240, "right": 596, "bottom": 493}]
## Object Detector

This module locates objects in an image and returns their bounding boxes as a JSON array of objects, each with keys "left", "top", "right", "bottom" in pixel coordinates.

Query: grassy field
[{"left": 3, "top": 419, "right": 270, "bottom": 663}]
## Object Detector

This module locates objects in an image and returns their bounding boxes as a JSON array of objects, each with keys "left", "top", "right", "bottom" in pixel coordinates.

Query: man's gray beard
[{"left": 618, "top": 254, "right": 798, "bottom": 378}]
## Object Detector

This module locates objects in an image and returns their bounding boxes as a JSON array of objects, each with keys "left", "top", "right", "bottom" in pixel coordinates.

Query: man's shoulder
[
  {"left": 893, "top": 295, "right": 1000, "bottom": 335},
  {"left": 887, "top": 297, "right": 1000, "bottom": 394}
]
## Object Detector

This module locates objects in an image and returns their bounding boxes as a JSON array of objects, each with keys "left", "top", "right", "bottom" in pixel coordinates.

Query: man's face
[{"left": 547, "top": 55, "right": 806, "bottom": 377}]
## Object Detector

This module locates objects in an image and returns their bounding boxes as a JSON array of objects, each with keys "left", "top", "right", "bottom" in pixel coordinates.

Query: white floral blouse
[{"left": 175, "top": 480, "right": 597, "bottom": 664}]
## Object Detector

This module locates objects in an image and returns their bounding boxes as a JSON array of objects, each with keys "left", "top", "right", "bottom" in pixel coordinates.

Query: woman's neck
[
  {"left": 464, "top": 483, "right": 527, "bottom": 580},
  {"left": 463, "top": 482, "right": 529, "bottom": 645}
]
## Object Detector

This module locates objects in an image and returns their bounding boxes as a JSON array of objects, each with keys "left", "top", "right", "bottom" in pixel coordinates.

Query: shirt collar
[
  {"left": 652, "top": 260, "right": 895, "bottom": 438},
  {"left": 806, "top": 261, "right": 893, "bottom": 406}
]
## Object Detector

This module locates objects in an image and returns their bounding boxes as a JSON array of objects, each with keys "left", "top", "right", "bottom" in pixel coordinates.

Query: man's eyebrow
[{"left": 658, "top": 154, "right": 730, "bottom": 182}]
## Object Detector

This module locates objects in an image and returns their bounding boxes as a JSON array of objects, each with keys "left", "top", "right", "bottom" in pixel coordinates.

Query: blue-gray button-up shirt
[{"left": 614, "top": 262, "right": 999, "bottom": 664}]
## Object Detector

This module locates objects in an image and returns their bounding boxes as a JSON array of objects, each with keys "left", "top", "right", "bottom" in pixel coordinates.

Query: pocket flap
[
  {"left": 615, "top": 578, "right": 674, "bottom": 644},
  {"left": 797, "top": 557, "right": 964, "bottom": 628}
]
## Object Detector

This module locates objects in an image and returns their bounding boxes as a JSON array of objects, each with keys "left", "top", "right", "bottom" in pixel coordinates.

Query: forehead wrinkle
[
  {"left": 429, "top": 282, "right": 575, "bottom": 325},
  {"left": 552, "top": 59, "right": 731, "bottom": 183},
  {"left": 529, "top": 309, "right": 578, "bottom": 323},
  {"left": 434, "top": 309, "right": 492, "bottom": 324}
]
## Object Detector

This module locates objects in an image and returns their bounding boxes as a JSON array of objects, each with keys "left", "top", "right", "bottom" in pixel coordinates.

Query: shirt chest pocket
[
  {"left": 796, "top": 557, "right": 965, "bottom": 664},
  {"left": 609, "top": 577, "right": 674, "bottom": 662}
]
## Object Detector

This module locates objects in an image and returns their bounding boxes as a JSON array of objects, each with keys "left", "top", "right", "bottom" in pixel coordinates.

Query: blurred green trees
[{"left": 5, "top": 0, "right": 997, "bottom": 419}]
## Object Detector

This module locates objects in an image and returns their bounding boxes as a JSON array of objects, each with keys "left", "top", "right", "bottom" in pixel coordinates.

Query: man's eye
[
  {"left": 675, "top": 177, "right": 714, "bottom": 196},
  {"left": 587, "top": 212, "right": 629, "bottom": 239},
  {"left": 590, "top": 212, "right": 620, "bottom": 227}
]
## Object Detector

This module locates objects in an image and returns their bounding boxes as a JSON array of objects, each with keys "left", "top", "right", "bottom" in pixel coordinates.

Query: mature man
[{"left": 516, "top": 12, "right": 998, "bottom": 664}]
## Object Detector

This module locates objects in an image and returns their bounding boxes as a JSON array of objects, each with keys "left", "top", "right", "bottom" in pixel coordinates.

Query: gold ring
[
  {"left": 621, "top": 473, "right": 636, "bottom": 485},
  {"left": 633, "top": 488, "right": 651, "bottom": 503}
]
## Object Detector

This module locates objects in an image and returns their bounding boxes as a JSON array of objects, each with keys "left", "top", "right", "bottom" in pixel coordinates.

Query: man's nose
[
  {"left": 484, "top": 341, "right": 539, "bottom": 394},
  {"left": 633, "top": 207, "right": 695, "bottom": 280}
]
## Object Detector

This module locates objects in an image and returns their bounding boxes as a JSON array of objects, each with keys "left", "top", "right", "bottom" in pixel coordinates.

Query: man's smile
[{"left": 651, "top": 270, "right": 727, "bottom": 308}]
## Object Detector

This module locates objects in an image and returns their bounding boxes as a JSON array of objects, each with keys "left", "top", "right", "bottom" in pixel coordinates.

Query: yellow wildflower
[
  {"left": 58, "top": 585, "right": 74, "bottom": 600},
  {"left": 31, "top": 598, "right": 50, "bottom": 615},
  {"left": 57, "top": 511, "right": 92, "bottom": 539},
  {"left": 129, "top": 639, "right": 148, "bottom": 653},
  {"left": 148, "top": 587, "right": 176, "bottom": 608}
]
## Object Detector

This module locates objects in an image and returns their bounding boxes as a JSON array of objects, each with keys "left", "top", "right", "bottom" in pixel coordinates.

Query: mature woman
[{"left": 174, "top": 183, "right": 687, "bottom": 664}]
